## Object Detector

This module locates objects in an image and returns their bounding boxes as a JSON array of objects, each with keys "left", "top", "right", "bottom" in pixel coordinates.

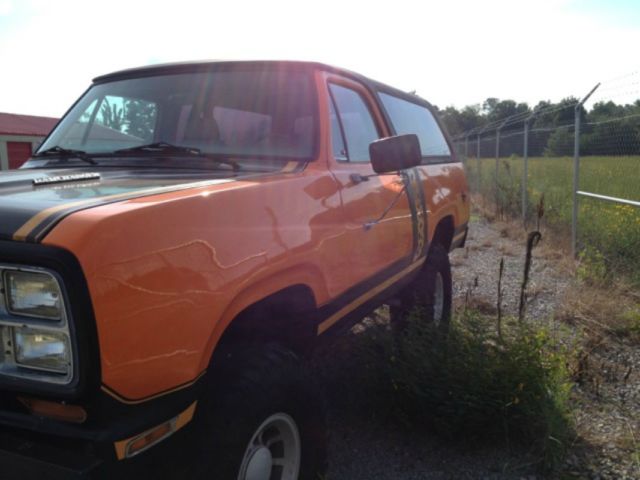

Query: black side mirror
[{"left": 369, "top": 134, "right": 422, "bottom": 174}]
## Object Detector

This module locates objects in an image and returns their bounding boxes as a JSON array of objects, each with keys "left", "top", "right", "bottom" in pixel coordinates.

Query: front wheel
[
  {"left": 191, "top": 344, "right": 327, "bottom": 480},
  {"left": 237, "top": 412, "right": 301, "bottom": 480},
  {"left": 390, "top": 244, "right": 452, "bottom": 332}
]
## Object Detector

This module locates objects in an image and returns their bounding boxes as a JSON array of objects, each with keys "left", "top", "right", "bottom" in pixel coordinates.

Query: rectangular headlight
[
  {"left": 4, "top": 270, "right": 62, "bottom": 320},
  {"left": 0, "top": 264, "right": 74, "bottom": 385},
  {"left": 13, "top": 328, "right": 71, "bottom": 374}
]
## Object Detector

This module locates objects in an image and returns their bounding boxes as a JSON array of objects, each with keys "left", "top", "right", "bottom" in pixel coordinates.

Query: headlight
[
  {"left": 14, "top": 328, "right": 70, "bottom": 373},
  {"left": 0, "top": 266, "right": 74, "bottom": 385},
  {"left": 4, "top": 270, "right": 62, "bottom": 320}
]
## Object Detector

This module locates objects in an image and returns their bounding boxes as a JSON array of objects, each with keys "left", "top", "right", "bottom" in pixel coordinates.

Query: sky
[{"left": 0, "top": 0, "right": 639, "bottom": 118}]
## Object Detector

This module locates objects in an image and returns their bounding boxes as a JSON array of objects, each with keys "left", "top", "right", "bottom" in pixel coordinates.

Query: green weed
[
  {"left": 576, "top": 247, "right": 608, "bottom": 285},
  {"left": 317, "top": 309, "right": 575, "bottom": 473}
]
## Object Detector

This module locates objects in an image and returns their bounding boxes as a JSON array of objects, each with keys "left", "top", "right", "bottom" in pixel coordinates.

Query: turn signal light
[
  {"left": 18, "top": 397, "right": 87, "bottom": 423},
  {"left": 113, "top": 401, "right": 197, "bottom": 460},
  {"left": 126, "top": 421, "right": 174, "bottom": 458}
]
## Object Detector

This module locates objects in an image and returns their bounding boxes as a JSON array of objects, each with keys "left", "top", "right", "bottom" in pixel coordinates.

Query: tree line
[{"left": 435, "top": 97, "right": 640, "bottom": 157}]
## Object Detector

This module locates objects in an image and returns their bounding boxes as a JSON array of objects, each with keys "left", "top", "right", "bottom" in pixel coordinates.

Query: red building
[{"left": 0, "top": 112, "right": 58, "bottom": 170}]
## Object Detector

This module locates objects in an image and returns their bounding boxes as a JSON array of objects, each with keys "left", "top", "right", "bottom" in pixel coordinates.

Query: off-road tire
[
  {"left": 390, "top": 244, "right": 452, "bottom": 332},
  {"left": 191, "top": 343, "right": 327, "bottom": 480}
]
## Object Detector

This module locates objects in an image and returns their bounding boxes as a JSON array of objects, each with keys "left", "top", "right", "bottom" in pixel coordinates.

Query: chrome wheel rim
[
  {"left": 433, "top": 272, "right": 444, "bottom": 326},
  {"left": 238, "top": 413, "right": 301, "bottom": 480}
]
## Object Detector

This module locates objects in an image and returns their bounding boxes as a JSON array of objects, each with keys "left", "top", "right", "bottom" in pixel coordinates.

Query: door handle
[{"left": 349, "top": 173, "right": 370, "bottom": 185}]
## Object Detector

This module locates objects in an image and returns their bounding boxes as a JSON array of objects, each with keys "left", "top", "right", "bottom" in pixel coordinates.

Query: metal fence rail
[{"left": 577, "top": 191, "right": 640, "bottom": 208}]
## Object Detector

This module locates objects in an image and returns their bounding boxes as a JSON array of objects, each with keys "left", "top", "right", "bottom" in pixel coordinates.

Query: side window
[
  {"left": 328, "top": 84, "right": 380, "bottom": 162},
  {"left": 379, "top": 92, "right": 451, "bottom": 162}
]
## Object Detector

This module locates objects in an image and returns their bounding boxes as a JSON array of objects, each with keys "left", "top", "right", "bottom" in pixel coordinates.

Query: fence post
[
  {"left": 476, "top": 133, "right": 481, "bottom": 193},
  {"left": 523, "top": 119, "right": 529, "bottom": 224},
  {"left": 495, "top": 127, "right": 500, "bottom": 206},
  {"left": 464, "top": 135, "right": 469, "bottom": 160},
  {"left": 572, "top": 83, "right": 600, "bottom": 258}
]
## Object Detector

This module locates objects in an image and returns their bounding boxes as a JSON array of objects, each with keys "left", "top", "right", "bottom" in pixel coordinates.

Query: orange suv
[{"left": 0, "top": 61, "right": 469, "bottom": 479}]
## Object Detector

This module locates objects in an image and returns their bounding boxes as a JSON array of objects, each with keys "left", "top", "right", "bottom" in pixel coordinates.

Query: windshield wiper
[
  {"left": 114, "top": 142, "right": 241, "bottom": 171},
  {"left": 114, "top": 142, "right": 201, "bottom": 156},
  {"left": 33, "top": 146, "right": 97, "bottom": 165}
]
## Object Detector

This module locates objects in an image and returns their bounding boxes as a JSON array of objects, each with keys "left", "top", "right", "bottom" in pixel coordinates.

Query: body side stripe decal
[
  {"left": 13, "top": 178, "right": 236, "bottom": 242},
  {"left": 13, "top": 162, "right": 307, "bottom": 243},
  {"left": 317, "top": 257, "right": 424, "bottom": 335}
]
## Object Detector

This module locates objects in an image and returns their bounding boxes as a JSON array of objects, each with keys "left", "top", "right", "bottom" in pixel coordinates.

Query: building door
[{"left": 7, "top": 142, "right": 32, "bottom": 169}]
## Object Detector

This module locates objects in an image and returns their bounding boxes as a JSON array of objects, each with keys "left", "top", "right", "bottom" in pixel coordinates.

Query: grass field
[{"left": 465, "top": 156, "right": 640, "bottom": 283}]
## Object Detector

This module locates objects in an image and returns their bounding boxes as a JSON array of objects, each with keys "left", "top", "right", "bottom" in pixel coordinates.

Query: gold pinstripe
[
  {"left": 452, "top": 230, "right": 466, "bottom": 242},
  {"left": 12, "top": 178, "right": 237, "bottom": 241},
  {"left": 317, "top": 258, "right": 425, "bottom": 335},
  {"left": 101, "top": 370, "right": 207, "bottom": 405},
  {"left": 12, "top": 160, "right": 305, "bottom": 242}
]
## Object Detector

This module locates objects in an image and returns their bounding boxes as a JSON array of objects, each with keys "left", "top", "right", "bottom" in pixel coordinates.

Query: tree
[
  {"left": 582, "top": 118, "right": 640, "bottom": 155},
  {"left": 439, "top": 104, "right": 485, "bottom": 137},
  {"left": 124, "top": 100, "right": 156, "bottom": 141},
  {"left": 486, "top": 99, "right": 530, "bottom": 126},
  {"left": 544, "top": 128, "right": 574, "bottom": 156},
  {"left": 482, "top": 97, "right": 499, "bottom": 116},
  {"left": 437, "top": 95, "right": 639, "bottom": 156},
  {"left": 100, "top": 100, "right": 124, "bottom": 131}
]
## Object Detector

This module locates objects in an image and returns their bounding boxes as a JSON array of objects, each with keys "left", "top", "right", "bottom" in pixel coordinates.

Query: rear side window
[
  {"left": 329, "top": 84, "right": 380, "bottom": 162},
  {"left": 379, "top": 92, "right": 451, "bottom": 162}
]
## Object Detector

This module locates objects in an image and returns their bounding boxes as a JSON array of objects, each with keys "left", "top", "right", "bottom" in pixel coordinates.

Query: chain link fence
[{"left": 452, "top": 72, "right": 640, "bottom": 282}]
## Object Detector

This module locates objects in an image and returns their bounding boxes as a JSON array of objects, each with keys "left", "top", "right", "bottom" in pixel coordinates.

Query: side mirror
[{"left": 369, "top": 134, "right": 422, "bottom": 174}]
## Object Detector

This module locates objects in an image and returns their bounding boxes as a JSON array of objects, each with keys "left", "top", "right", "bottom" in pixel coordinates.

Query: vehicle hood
[{"left": 0, "top": 166, "right": 241, "bottom": 243}]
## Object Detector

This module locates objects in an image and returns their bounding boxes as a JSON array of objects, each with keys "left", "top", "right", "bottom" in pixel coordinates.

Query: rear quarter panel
[{"left": 421, "top": 161, "right": 470, "bottom": 243}]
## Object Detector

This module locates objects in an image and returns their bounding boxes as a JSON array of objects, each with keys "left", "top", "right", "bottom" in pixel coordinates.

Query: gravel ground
[
  {"left": 449, "top": 217, "right": 571, "bottom": 321},
  {"left": 323, "top": 215, "right": 640, "bottom": 480}
]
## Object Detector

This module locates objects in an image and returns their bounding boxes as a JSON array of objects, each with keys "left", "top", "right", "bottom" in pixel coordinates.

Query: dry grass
[
  {"left": 497, "top": 242, "right": 518, "bottom": 257},
  {"left": 454, "top": 295, "right": 498, "bottom": 316},
  {"left": 471, "top": 194, "right": 579, "bottom": 290},
  {"left": 450, "top": 257, "right": 466, "bottom": 268},
  {"left": 556, "top": 282, "right": 640, "bottom": 344},
  {"left": 480, "top": 238, "right": 494, "bottom": 249}
]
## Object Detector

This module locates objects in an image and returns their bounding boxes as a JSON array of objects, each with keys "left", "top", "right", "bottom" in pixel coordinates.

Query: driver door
[{"left": 326, "top": 77, "right": 414, "bottom": 286}]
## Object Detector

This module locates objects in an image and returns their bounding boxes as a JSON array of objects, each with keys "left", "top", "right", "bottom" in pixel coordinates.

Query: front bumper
[
  {"left": 0, "top": 383, "right": 201, "bottom": 479},
  {"left": 0, "top": 428, "right": 102, "bottom": 479},
  {"left": 0, "top": 418, "right": 197, "bottom": 480}
]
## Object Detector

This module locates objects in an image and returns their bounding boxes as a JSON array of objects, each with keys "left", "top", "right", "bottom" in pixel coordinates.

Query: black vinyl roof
[{"left": 92, "top": 60, "right": 433, "bottom": 110}]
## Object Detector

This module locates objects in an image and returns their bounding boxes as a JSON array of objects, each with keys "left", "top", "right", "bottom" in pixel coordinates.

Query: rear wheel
[
  {"left": 191, "top": 344, "right": 327, "bottom": 480},
  {"left": 390, "top": 244, "right": 452, "bottom": 332}
]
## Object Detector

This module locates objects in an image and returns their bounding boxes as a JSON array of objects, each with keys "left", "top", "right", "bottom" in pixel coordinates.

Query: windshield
[{"left": 39, "top": 68, "right": 318, "bottom": 161}]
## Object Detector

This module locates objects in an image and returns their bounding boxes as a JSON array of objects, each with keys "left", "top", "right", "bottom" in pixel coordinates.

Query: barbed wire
[
  {"left": 586, "top": 112, "right": 640, "bottom": 127},
  {"left": 454, "top": 78, "right": 639, "bottom": 141},
  {"left": 454, "top": 101, "right": 580, "bottom": 140}
]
